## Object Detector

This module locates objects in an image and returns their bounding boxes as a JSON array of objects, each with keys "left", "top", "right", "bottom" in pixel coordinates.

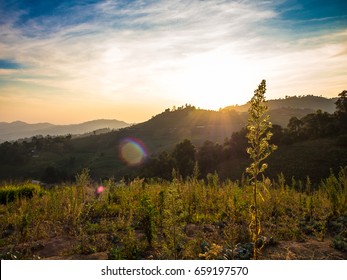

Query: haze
[{"left": 0, "top": 0, "right": 346, "bottom": 124}]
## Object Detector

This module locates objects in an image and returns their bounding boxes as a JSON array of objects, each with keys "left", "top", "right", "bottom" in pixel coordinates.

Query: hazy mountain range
[
  {"left": 0, "top": 119, "right": 130, "bottom": 143},
  {"left": 0, "top": 95, "right": 338, "bottom": 143}
]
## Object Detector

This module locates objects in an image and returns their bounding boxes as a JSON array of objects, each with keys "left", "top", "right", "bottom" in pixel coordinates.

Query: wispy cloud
[{"left": 0, "top": 0, "right": 346, "bottom": 123}]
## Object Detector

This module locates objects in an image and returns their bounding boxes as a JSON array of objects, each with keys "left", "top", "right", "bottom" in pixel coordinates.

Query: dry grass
[{"left": 0, "top": 168, "right": 346, "bottom": 260}]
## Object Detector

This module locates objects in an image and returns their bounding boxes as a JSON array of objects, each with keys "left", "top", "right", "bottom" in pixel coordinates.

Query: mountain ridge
[
  {"left": 0, "top": 94, "right": 344, "bottom": 182},
  {"left": 224, "top": 95, "right": 337, "bottom": 113},
  {"left": 0, "top": 119, "right": 131, "bottom": 143},
  {"left": 0, "top": 95, "right": 338, "bottom": 143}
]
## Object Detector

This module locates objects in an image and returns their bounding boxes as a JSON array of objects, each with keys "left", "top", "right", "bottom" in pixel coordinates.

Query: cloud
[{"left": 0, "top": 0, "right": 346, "bottom": 122}]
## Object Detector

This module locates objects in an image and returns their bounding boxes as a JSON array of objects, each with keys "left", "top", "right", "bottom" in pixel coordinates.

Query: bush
[
  {"left": 0, "top": 184, "right": 40, "bottom": 204},
  {"left": 332, "top": 234, "right": 347, "bottom": 252}
]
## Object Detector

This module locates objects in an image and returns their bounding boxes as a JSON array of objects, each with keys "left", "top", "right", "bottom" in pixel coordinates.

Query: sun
[{"left": 167, "top": 50, "right": 257, "bottom": 110}]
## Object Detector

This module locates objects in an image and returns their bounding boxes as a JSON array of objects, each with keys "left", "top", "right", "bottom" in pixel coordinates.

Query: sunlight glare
[{"left": 168, "top": 49, "right": 260, "bottom": 109}]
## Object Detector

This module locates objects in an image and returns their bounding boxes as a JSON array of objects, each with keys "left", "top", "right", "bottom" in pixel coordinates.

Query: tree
[
  {"left": 335, "top": 90, "right": 347, "bottom": 133},
  {"left": 245, "top": 80, "right": 277, "bottom": 259},
  {"left": 197, "top": 140, "right": 223, "bottom": 177},
  {"left": 287, "top": 116, "right": 303, "bottom": 134},
  {"left": 172, "top": 139, "right": 196, "bottom": 178},
  {"left": 335, "top": 90, "right": 347, "bottom": 114},
  {"left": 224, "top": 128, "right": 248, "bottom": 158},
  {"left": 143, "top": 151, "right": 175, "bottom": 180},
  {"left": 270, "top": 124, "right": 284, "bottom": 144}
]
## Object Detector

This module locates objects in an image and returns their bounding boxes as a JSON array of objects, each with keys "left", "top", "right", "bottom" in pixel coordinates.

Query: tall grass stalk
[{"left": 246, "top": 80, "right": 277, "bottom": 259}]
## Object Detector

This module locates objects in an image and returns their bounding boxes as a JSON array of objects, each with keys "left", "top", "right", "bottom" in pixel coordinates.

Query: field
[{"left": 0, "top": 168, "right": 346, "bottom": 260}]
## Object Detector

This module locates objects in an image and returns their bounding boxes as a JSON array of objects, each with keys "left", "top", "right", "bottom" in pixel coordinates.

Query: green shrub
[
  {"left": 0, "top": 184, "right": 40, "bottom": 204},
  {"left": 332, "top": 234, "right": 347, "bottom": 252},
  {"left": 321, "top": 167, "right": 347, "bottom": 216}
]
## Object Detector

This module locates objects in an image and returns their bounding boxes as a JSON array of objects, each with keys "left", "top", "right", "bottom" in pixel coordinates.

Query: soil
[
  {"left": 6, "top": 236, "right": 344, "bottom": 260},
  {"left": 262, "top": 239, "right": 346, "bottom": 260}
]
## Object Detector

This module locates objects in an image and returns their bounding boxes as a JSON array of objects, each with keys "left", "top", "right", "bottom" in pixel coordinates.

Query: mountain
[
  {"left": 113, "top": 95, "right": 338, "bottom": 153},
  {"left": 0, "top": 94, "right": 343, "bottom": 182},
  {"left": 69, "top": 106, "right": 246, "bottom": 158},
  {"left": 0, "top": 106, "right": 248, "bottom": 181},
  {"left": 223, "top": 95, "right": 337, "bottom": 127},
  {"left": 0, "top": 119, "right": 130, "bottom": 143},
  {"left": 1, "top": 95, "right": 336, "bottom": 143},
  {"left": 225, "top": 95, "right": 337, "bottom": 113}
]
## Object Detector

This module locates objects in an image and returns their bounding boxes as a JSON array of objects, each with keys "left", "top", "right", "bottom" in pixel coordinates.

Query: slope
[{"left": 0, "top": 119, "right": 130, "bottom": 142}]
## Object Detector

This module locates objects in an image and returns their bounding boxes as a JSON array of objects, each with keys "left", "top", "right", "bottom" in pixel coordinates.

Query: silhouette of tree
[
  {"left": 197, "top": 140, "right": 223, "bottom": 177},
  {"left": 270, "top": 124, "right": 284, "bottom": 144},
  {"left": 335, "top": 90, "right": 347, "bottom": 114},
  {"left": 223, "top": 128, "right": 248, "bottom": 158},
  {"left": 172, "top": 139, "right": 196, "bottom": 178},
  {"left": 335, "top": 90, "right": 347, "bottom": 133},
  {"left": 287, "top": 116, "right": 303, "bottom": 135}
]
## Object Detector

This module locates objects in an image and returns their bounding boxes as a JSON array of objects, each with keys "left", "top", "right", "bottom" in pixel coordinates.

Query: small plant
[
  {"left": 108, "top": 246, "right": 124, "bottom": 260},
  {"left": 332, "top": 234, "right": 347, "bottom": 252},
  {"left": 139, "top": 192, "right": 156, "bottom": 247},
  {"left": 75, "top": 168, "right": 91, "bottom": 202},
  {"left": 246, "top": 80, "right": 277, "bottom": 259},
  {"left": 162, "top": 186, "right": 185, "bottom": 259},
  {"left": 207, "top": 172, "right": 219, "bottom": 188},
  {"left": 199, "top": 243, "right": 223, "bottom": 260}
]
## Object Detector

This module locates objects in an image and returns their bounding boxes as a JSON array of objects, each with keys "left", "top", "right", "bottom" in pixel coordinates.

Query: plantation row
[{"left": 0, "top": 168, "right": 346, "bottom": 259}]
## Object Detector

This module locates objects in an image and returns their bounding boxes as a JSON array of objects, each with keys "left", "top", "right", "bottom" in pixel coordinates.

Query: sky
[{"left": 0, "top": 0, "right": 347, "bottom": 124}]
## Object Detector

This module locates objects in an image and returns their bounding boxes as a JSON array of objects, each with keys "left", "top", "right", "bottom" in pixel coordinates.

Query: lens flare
[
  {"left": 96, "top": 185, "right": 104, "bottom": 194},
  {"left": 119, "top": 137, "right": 148, "bottom": 166}
]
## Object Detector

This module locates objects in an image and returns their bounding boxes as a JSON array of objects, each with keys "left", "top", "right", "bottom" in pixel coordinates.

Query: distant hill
[
  {"left": 122, "top": 96, "right": 338, "bottom": 152},
  {"left": 224, "top": 95, "right": 337, "bottom": 127},
  {"left": 0, "top": 94, "right": 343, "bottom": 182},
  {"left": 0, "top": 119, "right": 130, "bottom": 143},
  {"left": 69, "top": 106, "right": 246, "bottom": 158},
  {"left": 0, "top": 96, "right": 337, "bottom": 143},
  {"left": 225, "top": 95, "right": 337, "bottom": 113}
]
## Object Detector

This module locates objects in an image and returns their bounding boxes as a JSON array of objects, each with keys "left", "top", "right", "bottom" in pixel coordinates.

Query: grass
[
  {"left": 0, "top": 183, "right": 41, "bottom": 204},
  {"left": 0, "top": 167, "right": 346, "bottom": 260}
]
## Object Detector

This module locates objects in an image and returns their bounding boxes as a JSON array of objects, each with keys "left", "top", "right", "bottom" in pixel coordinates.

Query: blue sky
[{"left": 0, "top": 0, "right": 346, "bottom": 124}]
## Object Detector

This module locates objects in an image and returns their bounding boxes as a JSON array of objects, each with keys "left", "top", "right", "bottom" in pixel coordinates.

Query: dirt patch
[
  {"left": 262, "top": 239, "right": 346, "bottom": 260},
  {"left": 2, "top": 236, "right": 346, "bottom": 260},
  {"left": 46, "top": 252, "right": 108, "bottom": 260},
  {"left": 33, "top": 237, "right": 76, "bottom": 258},
  {"left": 37, "top": 237, "right": 344, "bottom": 260}
]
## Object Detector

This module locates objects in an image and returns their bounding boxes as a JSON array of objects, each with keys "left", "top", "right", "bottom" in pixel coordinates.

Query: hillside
[
  {"left": 0, "top": 119, "right": 130, "bottom": 143},
  {"left": 134, "top": 106, "right": 245, "bottom": 149},
  {"left": 225, "top": 95, "right": 337, "bottom": 113},
  {"left": 0, "top": 106, "right": 246, "bottom": 181},
  {"left": 0, "top": 94, "right": 344, "bottom": 183},
  {"left": 0, "top": 95, "right": 335, "bottom": 143},
  {"left": 224, "top": 95, "right": 337, "bottom": 127}
]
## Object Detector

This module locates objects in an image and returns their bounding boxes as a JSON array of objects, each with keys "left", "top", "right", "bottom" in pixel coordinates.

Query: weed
[
  {"left": 0, "top": 168, "right": 346, "bottom": 259},
  {"left": 246, "top": 80, "right": 277, "bottom": 259}
]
